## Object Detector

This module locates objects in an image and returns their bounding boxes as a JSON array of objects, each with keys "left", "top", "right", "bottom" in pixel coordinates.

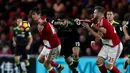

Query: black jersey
[
  {"left": 13, "top": 27, "right": 32, "bottom": 45},
  {"left": 52, "top": 19, "right": 81, "bottom": 41},
  {"left": 112, "top": 20, "right": 123, "bottom": 39}
]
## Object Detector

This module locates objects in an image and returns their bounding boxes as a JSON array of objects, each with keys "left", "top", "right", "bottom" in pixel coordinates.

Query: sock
[
  {"left": 48, "top": 67, "right": 56, "bottom": 73},
  {"left": 68, "top": 61, "right": 76, "bottom": 72},
  {"left": 51, "top": 61, "right": 59, "bottom": 68},
  {"left": 73, "top": 58, "right": 79, "bottom": 68},
  {"left": 16, "top": 61, "right": 22, "bottom": 71},
  {"left": 110, "top": 65, "right": 121, "bottom": 73},
  {"left": 25, "top": 61, "right": 30, "bottom": 66},
  {"left": 98, "top": 64, "right": 107, "bottom": 73}
]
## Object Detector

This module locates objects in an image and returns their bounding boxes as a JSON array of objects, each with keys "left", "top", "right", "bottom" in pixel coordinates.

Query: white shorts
[
  {"left": 40, "top": 45, "right": 61, "bottom": 61},
  {"left": 98, "top": 42, "right": 123, "bottom": 64}
]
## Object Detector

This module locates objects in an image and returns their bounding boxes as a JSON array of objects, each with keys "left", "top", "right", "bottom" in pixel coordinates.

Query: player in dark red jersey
[
  {"left": 106, "top": 10, "right": 123, "bottom": 40},
  {"left": 31, "top": 7, "right": 64, "bottom": 73},
  {"left": 78, "top": 6, "right": 123, "bottom": 73}
]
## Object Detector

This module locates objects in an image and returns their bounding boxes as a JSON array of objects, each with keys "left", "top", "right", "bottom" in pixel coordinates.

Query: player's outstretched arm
[
  {"left": 122, "top": 21, "right": 130, "bottom": 40},
  {"left": 81, "top": 22, "right": 102, "bottom": 39}
]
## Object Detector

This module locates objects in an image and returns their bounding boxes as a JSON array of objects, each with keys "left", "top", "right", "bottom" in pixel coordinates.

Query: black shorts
[
  {"left": 15, "top": 45, "right": 28, "bottom": 59},
  {"left": 60, "top": 38, "right": 80, "bottom": 57}
]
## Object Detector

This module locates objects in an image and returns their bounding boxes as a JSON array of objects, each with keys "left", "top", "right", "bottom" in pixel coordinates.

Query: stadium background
[{"left": 0, "top": 0, "right": 130, "bottom": 73}]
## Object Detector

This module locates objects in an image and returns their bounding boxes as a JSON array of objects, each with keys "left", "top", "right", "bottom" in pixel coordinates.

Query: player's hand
[
  {"left": 81, "top": 22, "right": 89, "bottom": 28},
  {"left": 125, "top": 35, "right": 130, "bottom": 40},
  {"left": 74, "top": 18, "right": 81, "bottom": 25},
  {"left": 26, "top": 45, "right": 30, "bottom": 50},
  {"left": 99, "top": 27, "right": 106, "bottom": 34},
  {"left": 13, "top": 42, "right": 16, "bottom": 47}
]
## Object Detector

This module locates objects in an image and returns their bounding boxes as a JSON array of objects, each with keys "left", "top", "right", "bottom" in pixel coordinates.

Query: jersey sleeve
[
  {"left": 27, "top": 31, "right": 32, "bottom": 38},
  {"left": 13, "top": 27, "right": 18, "bottom": 37},
  {"left": 46, "top": 23, "right": 57, "bottom": 37}
]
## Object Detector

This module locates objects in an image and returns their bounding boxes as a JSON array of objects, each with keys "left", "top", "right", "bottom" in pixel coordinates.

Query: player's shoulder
[
  {"left": 102, "top": 18, "right": 111, "bottom": 25},
  {"left": 113, "top": 20, "right": 119, "bottom": 25},
  {"left": 44, "top": 22, "right": 53, "bottom": 28},
  {"left": 13, "top": 27, "right": 19, "bottom": 31}
]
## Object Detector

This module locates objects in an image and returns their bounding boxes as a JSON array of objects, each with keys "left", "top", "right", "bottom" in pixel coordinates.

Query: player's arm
[
  {"left": 27, "top": 31, "right": 33, "bottom": 47},
  {"left": 26, "top": 31, "right": 33, "bottom": 50},
  {"left": 81, "top": 22, "right": 102, "bottom": 39},
  {"left": 12, "top": 36, "right": 16, "bottom": 47},
  {"left": 12, "top": 28, "right": 17, "bottom": 47},
  {"left": 92, "top": 24, "right": 106, "bottom": 34},
  {"left": 122, "top": 21, "right": 130, "bottom": 40}
]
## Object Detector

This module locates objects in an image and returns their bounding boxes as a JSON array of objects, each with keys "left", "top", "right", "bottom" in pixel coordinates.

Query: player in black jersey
[
  {"left": 50, "top": 14, "right": 81, "bottom": 73},
  {"left": 122, "top": 13, "right": 130, "bottom": 72},
  {"left": 12, "top": 17, "right": 33, "bottom": 73}
]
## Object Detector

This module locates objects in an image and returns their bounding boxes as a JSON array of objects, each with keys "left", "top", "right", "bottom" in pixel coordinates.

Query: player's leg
[
  {"left": 72, "top": 46, "right": 80, "bottom": 68},
  {"left": 45, "top": 46, "right": 63, "bottom": 73},
  {"left": 64, "top": 56, "right": 79, "bottom": 73},
  {"left": 106, "top": 42, "right": 123, "bottom": 73},
  {"left": 38, "top": 46, "right": 56, "bottom": 73},
  {"left": 15, "top": 45, "right": 23, "bottom": 72},
  {"left": 44, "top": 60, "right": 56, "bottom": 73},
  {"left": 123, "top": 43, "right": 130, "bottom": 71},
  {"left": 50, "top": 45, "right": 64, "bottom": 73},
  {"left": 22, "top": 46, "right": 30, "bottom": 72},
  {"left": 97, "top": 45, "right": 108, "bottom": 73},
  {"left": 124, "top": 54, "right": 130, "bottom": 71},
  {"left": 38, "top": 49, "right": 63, "bottom": 73},
  {"left": 62, "top": 43, "right": 78, "bottom": 73}
]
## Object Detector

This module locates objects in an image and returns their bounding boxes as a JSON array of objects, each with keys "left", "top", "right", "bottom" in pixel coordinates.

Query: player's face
[
  {"left": 31, "top": 12, "right": 41, "bottom": 21},
  {"left": 106, "top": 12, "right": 114, "bottom": 21},
  {"left": 16, "top": 18, "right": 22, "bottom": 26},
  {"left": 93, "top": 9, "right": 98, "bottom": 19},
  {"left": 60, "top": 19, "right": 68, "bottom": 25}
]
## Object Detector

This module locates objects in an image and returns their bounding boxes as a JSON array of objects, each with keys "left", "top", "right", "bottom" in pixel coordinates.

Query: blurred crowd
[{"left": 0, "top": 0, "right": 130, "bottom": 56}]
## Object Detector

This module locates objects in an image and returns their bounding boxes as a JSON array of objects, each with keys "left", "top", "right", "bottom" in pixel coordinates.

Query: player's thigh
[
  {"left": 48, "top": 45, "right": 61, "bottom": 61},
  {"left": 96, "top": 56, "right": 105, "bottom": 65},
  {"left": 107, "top": 42, "right": 123, "bottom": 65},
  {"left": 61, "top": 40, "right": 73, "bottom": 58},
  {"left": 98, "top": 45, "right": 108, "bottom": 60},
  {"left": 15, "top": 45, "right": 23, "bottom": 56},
  {"left": 38, "top": 46, "right": 51, "bottom": 63},
  {"left": 97, "top": 45, "right": 108, "bottom": 65},
  {"left": 22, "top": 45, "right": 28, "bottom": 60},
  {"left": 15, "top": 56, "right": 21, "bottom": 62},
  {"left": 72, "top": 41, "right": 80, "bottom": 54}
]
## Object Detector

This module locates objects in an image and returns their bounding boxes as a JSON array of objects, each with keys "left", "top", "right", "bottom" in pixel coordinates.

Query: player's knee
[
  {"left": 38, "top": 55, "right": 45, "bottom": 63},
  {"left": 105, "top": 63, "right": 113, "bottom": 70},
  {"left": 15, "top": 56, "right": 20, "bottom": 62},
  {"left": 73, "top": 54, "right": 79, "bottom": 59},
  {"left": 96, "top": 60, "right": 103, "bottom": 65},
  {"left": 96, "top": 57, "right": 104, "bottom": 65},
  {"left": 65, "top": 56, "right": 72, "bottom": 64},
  {"left": 128, "top": 59, "right": 130, "bottom": 64},
  {"left": 38, "top": 58, "right": 43, "bottom": 63},
  {"left": 73, "top": 47, "right": 80, "bottom": 53}
]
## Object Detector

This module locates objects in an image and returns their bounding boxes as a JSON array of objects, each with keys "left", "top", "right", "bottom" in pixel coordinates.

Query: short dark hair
[
  {"left": 106, "top": 10, "right": 114, "bottom": 13},
  {"left": 94, "top": 6, "right": 105, "bottom": 14},
  {"left": 59, "top": 13, "right": 68, "bottom": 19},
  {"left": 31, "top": 7, "right": 42, "bottom": 15}
]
